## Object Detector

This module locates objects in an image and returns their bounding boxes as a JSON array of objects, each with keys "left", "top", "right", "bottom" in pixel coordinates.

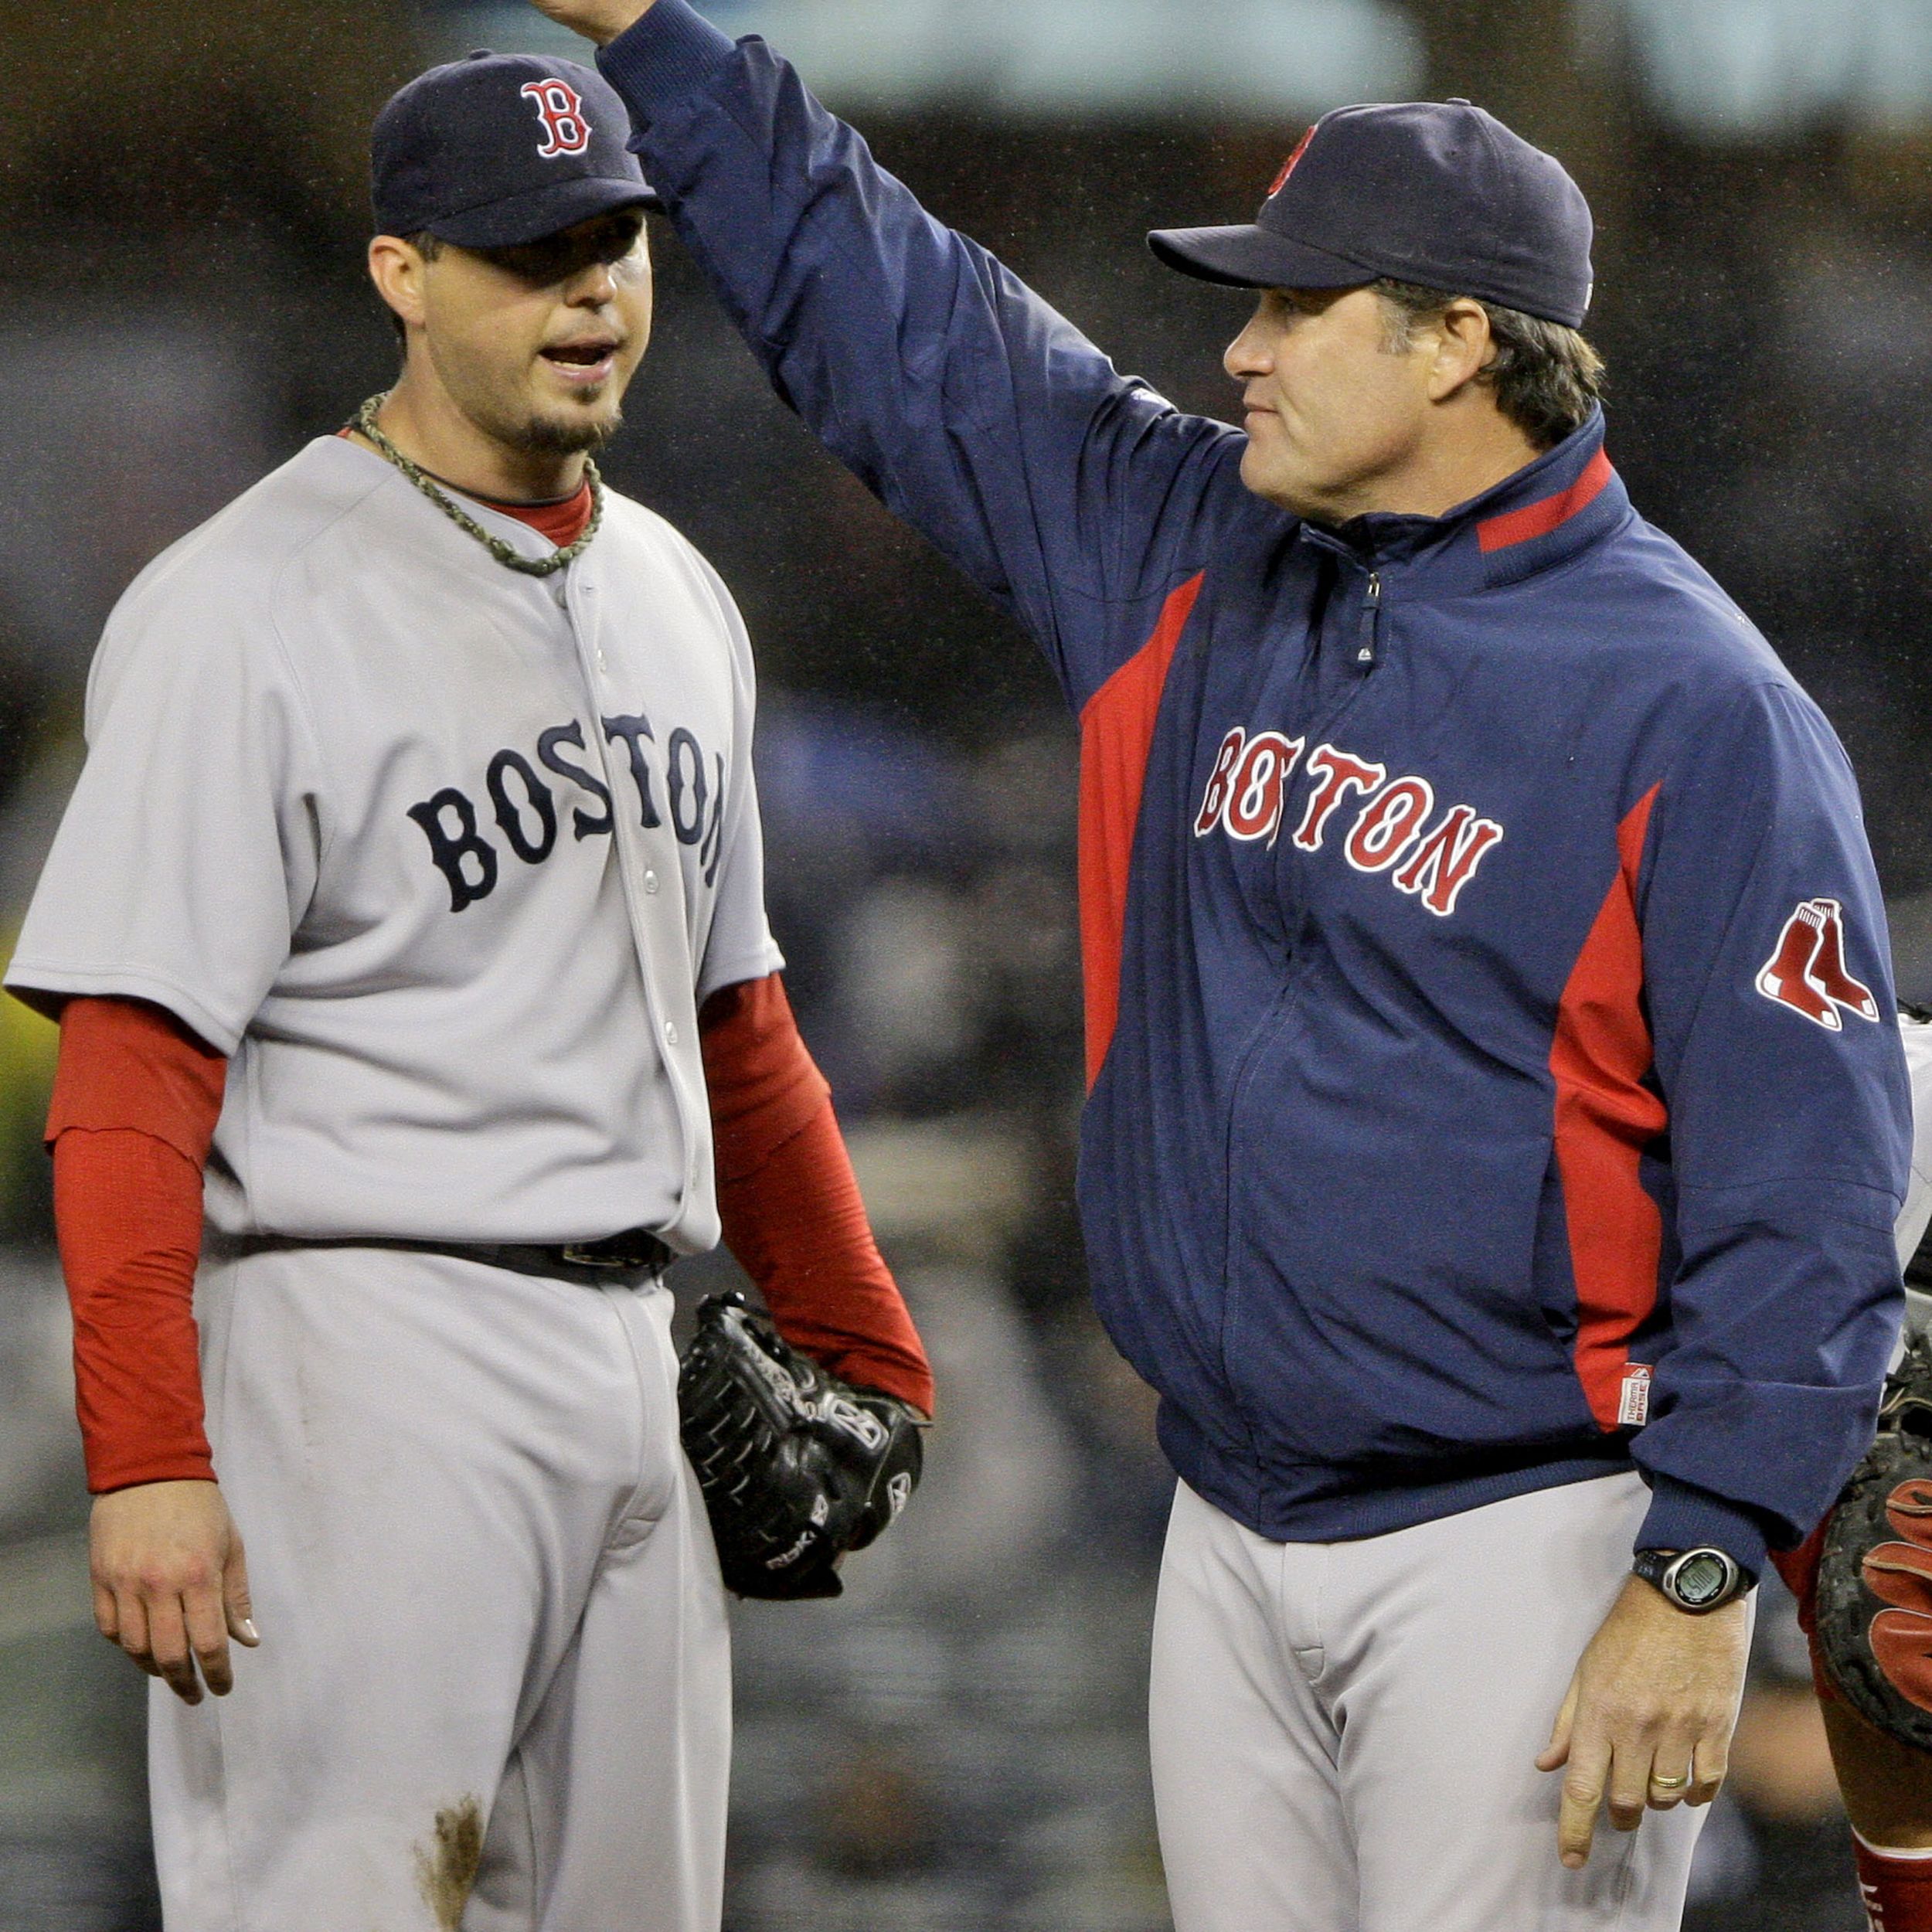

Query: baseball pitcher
[{"left": 6, "top": 52, "right": 930, "bottom": 1932}]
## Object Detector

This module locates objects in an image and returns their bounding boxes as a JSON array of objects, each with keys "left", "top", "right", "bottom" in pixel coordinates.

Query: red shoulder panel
[
  {"left": 1549, "top": 783, "right": 1667, "bottom": 1429},
  {"left": 1077, "top": 574, "right": 1205, "bottom": 1089}
]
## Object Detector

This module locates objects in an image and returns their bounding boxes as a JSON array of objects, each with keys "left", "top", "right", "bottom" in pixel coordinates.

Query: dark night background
[{"left": 0, "top": 2, "right": 1927, "bottom": 1924}]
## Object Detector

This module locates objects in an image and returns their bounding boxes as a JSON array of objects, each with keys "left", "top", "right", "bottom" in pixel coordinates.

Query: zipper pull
[{"left": 1356, "top": 572, "right": 1382, "bottom": 669}]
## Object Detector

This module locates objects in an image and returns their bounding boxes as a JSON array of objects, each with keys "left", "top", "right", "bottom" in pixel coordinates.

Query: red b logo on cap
[
  {"left": 521, "top": 79, "right": 592, "bottom": 158},
  {"left": 1268, "top": 127, "right": 1315, "bottom": 198}
]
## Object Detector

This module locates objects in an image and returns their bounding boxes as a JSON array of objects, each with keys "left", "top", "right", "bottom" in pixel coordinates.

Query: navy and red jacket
[{"left": 603, "top": 0, "right": 1913, "bottom": 1574}]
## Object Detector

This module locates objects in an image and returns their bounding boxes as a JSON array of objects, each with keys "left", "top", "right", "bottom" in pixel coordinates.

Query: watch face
[{"left": 1673, "top": 1552, "right": 1731, "bottom": 1607}]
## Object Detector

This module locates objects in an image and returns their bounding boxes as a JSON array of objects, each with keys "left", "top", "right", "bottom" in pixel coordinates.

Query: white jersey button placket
[{"left": 563, "top": 555, "right": 713, "bottom": 1246}]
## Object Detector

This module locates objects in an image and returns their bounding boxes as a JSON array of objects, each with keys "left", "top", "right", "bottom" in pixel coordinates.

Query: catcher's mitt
[
  {"left": 678, "top": 1291, "right": 923, "bottom": 1600},
  {"left": 1817, "top": 1324, "right": 1932, "bottom": 1749}
]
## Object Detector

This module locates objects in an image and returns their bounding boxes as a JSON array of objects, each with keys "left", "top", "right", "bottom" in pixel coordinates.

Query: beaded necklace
[{"left": 348, "top": 393, "right": 604, "bottom": 577}]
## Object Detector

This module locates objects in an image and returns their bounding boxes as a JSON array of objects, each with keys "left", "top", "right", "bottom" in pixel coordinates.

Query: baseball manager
[
  {"left": 528, "top": 2, "right": 1913, "bottom": 1926},
  {"left": 5, "top": 50, "right": 930, "bottom": 1932}
]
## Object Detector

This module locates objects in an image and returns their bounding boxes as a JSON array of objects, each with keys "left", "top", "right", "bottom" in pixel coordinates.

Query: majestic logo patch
[
  {"left": 520, "top": 79, "right": 594, "bottom": 158},
  {"left": 1756, "top": 897, "right": 1879, "bottom": 1031},
  {"left": 1193, "top": 731, "right": 1504, "bottom": 917}
]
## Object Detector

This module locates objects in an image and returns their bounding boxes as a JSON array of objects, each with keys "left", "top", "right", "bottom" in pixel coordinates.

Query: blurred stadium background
[{"left": 3, "top": 0, "right": 1931, "bottom": 1924}]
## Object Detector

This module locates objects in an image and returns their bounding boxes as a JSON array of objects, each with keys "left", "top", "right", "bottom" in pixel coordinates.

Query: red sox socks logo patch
[
  {"left": 1755, "top": 897, "right": 1879, "bottom": 1031},
  {"left": 520, "top": 79, "right": 594, "bottom": 158},
  {"left": 1194, "top": 730, "right": 1504, "bottom": 916}
]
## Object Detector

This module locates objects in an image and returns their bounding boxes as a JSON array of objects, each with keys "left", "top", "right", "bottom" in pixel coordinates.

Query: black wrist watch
[{"left": 1631, "top": 1546, "right": 1749, "bottom": 1613}]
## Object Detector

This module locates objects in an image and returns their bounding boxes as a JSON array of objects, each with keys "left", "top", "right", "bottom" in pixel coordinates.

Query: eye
[{"left": 481, "top": 239, "right": 570, "bottom": 283}]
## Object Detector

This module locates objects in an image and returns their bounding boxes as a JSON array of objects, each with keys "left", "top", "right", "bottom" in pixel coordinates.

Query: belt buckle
[
  {"left": 560, "top": 1230, "right": 664, "bottom": 1270},
  {"left": 560, "top": 1240, "right": 634, "bottom": 1270}
]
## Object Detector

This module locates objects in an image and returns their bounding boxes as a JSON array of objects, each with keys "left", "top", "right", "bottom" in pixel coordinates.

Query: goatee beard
[{"left": 515, "top": 407, "right": 621, "bottom": 457}]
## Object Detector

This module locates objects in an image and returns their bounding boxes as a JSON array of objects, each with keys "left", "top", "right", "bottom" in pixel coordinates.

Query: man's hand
[
  {"left": 90, "top": 1479, "right": 258, "bottom": 1705},
  {"left": 526, "top": 0, "right": 653, "bottom": 47},
  {"left": 1536, "top": 1573, "right": 1749, "bottom": 1869}
]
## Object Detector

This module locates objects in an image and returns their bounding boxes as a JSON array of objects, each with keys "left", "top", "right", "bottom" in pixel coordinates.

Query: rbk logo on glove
[{"left": 1756, "top": 897, "right": 1879, "bottom": 1031}]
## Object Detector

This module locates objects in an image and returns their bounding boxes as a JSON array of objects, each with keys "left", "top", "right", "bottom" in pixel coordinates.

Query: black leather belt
[
  {"left": 212, "top": 1228, "right": 675, "bottom": 1281},
  {"left": 449, "top": 1229, "right": 676, "bottom": 1281},
  {"left": 553, "top": 1227, "right": 675, "bottom": 1271}
]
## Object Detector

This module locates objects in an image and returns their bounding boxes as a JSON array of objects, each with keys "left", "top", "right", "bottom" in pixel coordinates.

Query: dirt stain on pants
[{"left": 414, "top": 1796, "right": 485, "bottom": 1931}]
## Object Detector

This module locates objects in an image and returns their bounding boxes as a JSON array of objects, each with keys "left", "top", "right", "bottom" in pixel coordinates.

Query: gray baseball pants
[
  {"left": 1150, "top": 1471, "right": 1722, "bottom": 1932},
  {"left": 148, "top": 1241, "right": 730, "bottom": 1931}
]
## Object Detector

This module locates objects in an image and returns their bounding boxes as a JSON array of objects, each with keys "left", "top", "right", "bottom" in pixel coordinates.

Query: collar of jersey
[
  {"left": 1294, "top": 408, "right": 1627, "bottom": 597},
  {"left": 329, "top": 435, "right": 594, "bottom": 571}
]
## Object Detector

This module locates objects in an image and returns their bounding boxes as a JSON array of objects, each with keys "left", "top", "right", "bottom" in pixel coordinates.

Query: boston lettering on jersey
[
  {"left": 409, "top": 710, "right": 726, "bottom": 912},
  {"left": 1193, "top": 727, "right": 1505, "bottom": 917}
]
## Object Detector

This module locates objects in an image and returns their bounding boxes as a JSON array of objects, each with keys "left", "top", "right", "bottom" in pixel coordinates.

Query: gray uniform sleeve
[
  {"left": 5, "top": 565, "right": 327, "bottom": 1054},
  {"left": 1897, "top": 1012, "right": 1932, "bottom": 1270},
  {"left": 689, "top": 553, "right": 784, "bottom": 1005}
]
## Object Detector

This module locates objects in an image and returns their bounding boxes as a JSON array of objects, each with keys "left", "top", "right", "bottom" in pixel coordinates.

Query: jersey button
[
  {"left": 643, "top": 869, "right": 659, "bottom": 894},
  {"left": 663, "top": 1020, "right": 680, "bottom": 1046}
]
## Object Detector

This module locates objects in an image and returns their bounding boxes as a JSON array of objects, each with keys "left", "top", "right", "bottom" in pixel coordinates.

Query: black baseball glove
[
  {"left": 677, "top": 1291, "right": 924, "bottom": 1600},
  {"left": 1816, "top": 1322, "right": 1932, "bottom": 1750}
]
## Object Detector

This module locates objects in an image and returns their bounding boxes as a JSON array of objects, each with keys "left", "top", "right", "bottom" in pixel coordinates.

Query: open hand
[
  {"left": 1536, "top": 1573, "right": 1749, "bottom": 1868},
  {"left": 90, "top": 1479, "right": 259, "bottom": 1704},
  {"left": 526, "top": 0, "right": 654, "bottom": 46}
]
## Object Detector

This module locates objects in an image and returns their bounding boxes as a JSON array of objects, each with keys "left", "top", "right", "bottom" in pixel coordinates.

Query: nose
[
  {"left": 566, "top": 257, "right": 619, "bottom": 307},
  {"left": 1224, "top": 308, "right": 1272, "bottom": 385}
]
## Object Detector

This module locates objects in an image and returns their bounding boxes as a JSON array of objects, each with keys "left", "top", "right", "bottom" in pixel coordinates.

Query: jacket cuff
[
  {"left": 598, "top": 0, "right": 738, "bottom": 114},
  {"left": 1636, "top": 1475, "right": 1768, "bottom": 1583}
]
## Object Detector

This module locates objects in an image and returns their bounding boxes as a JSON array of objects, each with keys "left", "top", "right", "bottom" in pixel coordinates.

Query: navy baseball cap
[
  {"left": 1148, "top": 100, "right": 1594, "bottom": 328},
  {"left": 372, "top": 50, "right": 658, "bottom": 249}
]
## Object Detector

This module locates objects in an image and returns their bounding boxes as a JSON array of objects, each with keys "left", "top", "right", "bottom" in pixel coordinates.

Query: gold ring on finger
[{"left": 1648, "top": 1773, "right": 1689, "bottom": 1792}]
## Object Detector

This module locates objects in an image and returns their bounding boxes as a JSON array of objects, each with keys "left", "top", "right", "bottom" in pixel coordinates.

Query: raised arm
[{"left": 532, "top": 0, "right": 1248, "bottom": 709}]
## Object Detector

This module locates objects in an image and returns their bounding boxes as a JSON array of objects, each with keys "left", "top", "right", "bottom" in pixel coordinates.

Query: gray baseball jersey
[
  {"left": 1893, "top": 1010, "right": 1932, "bottom": 1346},
  {"left": 7, "top": 435, "right": 781, "bottom": 1252}
]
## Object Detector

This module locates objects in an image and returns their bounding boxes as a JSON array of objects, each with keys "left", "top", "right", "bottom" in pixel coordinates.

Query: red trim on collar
[
  {"left": 334, "top": 430, "right": 594, "bottom": 548},
  {"left": 479, "top": 481, "right": 594, "bottom": 549},
  {"left": 1476, "top": 447, "right": 1614, "bottom": 555}
]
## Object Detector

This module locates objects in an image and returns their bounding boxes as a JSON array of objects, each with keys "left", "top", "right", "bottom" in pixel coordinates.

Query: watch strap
[{"left": 1632, "top": 1546, "right": 1747, "bottom": 1613}]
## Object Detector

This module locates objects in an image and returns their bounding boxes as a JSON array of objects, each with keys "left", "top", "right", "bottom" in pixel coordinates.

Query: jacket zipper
[
  {"left": 1355, "top": 570, "right": 1382, "bottom": 669},
  {"left": 1219, "top": 557, "right": 1381, "bottom": 1451}
]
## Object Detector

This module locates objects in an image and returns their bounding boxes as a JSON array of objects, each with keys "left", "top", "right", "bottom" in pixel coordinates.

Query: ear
[
  {"left": 369, "top": 234, "right": 431, "bottom": 340},
  {"left": 1423, "top": 298, "right": 1497, "bottom": 404}
]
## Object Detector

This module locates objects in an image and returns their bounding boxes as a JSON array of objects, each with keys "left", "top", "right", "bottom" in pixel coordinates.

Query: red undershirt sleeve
[
  {"left": 699, "top": 974, "right": 934, "bottom": 1416},
  {"left": 52, "top": 976, "right": 932, "bottom": 1492},
  {"left": 48, "top": 996, "right": 226, "bottom": 1494}
]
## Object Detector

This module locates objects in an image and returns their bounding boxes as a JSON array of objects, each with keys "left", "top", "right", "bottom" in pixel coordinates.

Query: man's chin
[
  {"left": 514, "top": 403, "right": 623, "bottom": 457},
  {"left": 1238, "top": 445, "right": 1310, "bottom": 519}
]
